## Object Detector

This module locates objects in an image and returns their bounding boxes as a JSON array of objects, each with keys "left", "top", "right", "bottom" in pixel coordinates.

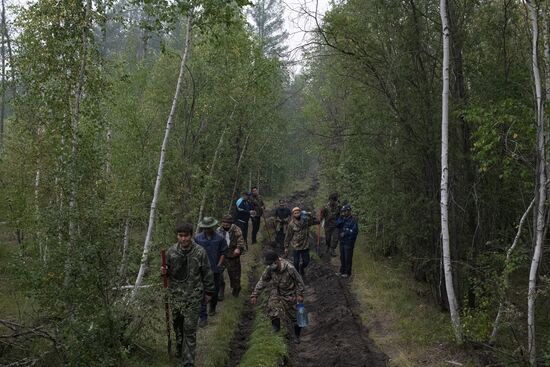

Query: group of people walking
[{"left": 161, "top": 190, "right": 359, "bottom": 367}]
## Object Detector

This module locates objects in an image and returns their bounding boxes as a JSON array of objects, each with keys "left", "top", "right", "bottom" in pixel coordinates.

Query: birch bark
[
  {"left": 489, "top": 198, "right": 535, "bottom": 344},
  {"left": 440, "top": 0, "right": 462, "bottom": 343},
  {"left": 131, "top": 14, "right": 193, "bottom": 300},
  {"left": 525, "top": 1, "right": 546, "bottom": 365},
  {"left": 196, "top": 102, "right": 237, "bottom": 230}
]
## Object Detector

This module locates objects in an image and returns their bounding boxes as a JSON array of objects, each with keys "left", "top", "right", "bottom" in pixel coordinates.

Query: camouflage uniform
[
  {"left": 320, "top": 200, "right": 341, "bottom": 254},
  {"left": 166, "top": 241, "right": 214, "bottom": 367},
  {"left": 217, "top": 224, "right": 245, "bottom": 297},
  {"left": 250, "top": 194, "right": 265, "bottom": 244},
  {"left": 251, "top": 258, "right": 305, "bottom": 324},
  {"left": 284, "top": 215, "right": 319, "bottom": 276}
]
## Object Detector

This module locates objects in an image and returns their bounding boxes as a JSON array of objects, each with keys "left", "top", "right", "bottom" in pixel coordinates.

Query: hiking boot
[
  {"left": 198, "top": 318, "right": 207, "bottom": 328},
  {"left": 208, "top": 307, "right": 216, "bottom": 316},
  {"left": 232, "top": 288, "right": 240, "bottom": 297},
  {"left": 218, "top": 288, "right": 225, "bottom": 302}
]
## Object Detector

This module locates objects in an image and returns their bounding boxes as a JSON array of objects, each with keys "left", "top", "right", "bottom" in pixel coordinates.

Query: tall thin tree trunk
[
  {"left": 490, "top": 197, "right": 535, "bottom": 344},
  {"left": 131, "top": 14, "right": 193, "bottom": 301},
  {"left": 64, "top": 0, "right": 91, "bottom": 286},
  {"left": 0, "top": 0, "right": 5, "bottom": 152},
  {"left": 228, "top": 132, "right": 251, "bottom": 212},
  {"left": 526, "top": 1, "right": 546, "bottom": 365},
  {"left": 440, "top": 0, "right": 462, "bottom": 343},
  {"left": 118, "top": 214, "right": 131, "bottom": 281},
  {"left": 196, "top": 103, "right": 237, "bottom": 229}
]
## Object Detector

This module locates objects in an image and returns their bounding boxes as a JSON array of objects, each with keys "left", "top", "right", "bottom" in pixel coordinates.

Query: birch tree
[
  {"left": 525, "top": 1, "right": 546, "bottom": 365},
  {"left": 130, "top": 13, "right": 193, "bottom": 300},
  {"left": 440, "top": 0, "right": 462, "bottom": 343}
]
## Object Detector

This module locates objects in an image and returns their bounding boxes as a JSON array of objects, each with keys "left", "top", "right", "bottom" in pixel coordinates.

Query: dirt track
[
  {"left": 283, "top": 177, "right": 389, "bottom": 367},
  {"left": 289, "top": 260, "right": 388, "bottom": 367}
]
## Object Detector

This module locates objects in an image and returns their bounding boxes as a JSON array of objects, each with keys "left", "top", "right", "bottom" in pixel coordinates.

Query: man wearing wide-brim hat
[{"left": 195, "top": 216, "right": 228, "bottom": 327}]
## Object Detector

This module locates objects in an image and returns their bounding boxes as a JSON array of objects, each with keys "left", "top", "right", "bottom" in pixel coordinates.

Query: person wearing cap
[
  {"left": 217, "top": 214, "right": 245, "bottom": 299},
  {"left": 162, "top": 222, "right": 215, "bottom": 364},
  {"left": 250, "top": 250, "right": 306, "bottom": 343},
  {"left": 335, "top": 205, "right": 359, "bottom": 278},
  {"left": 234, "top": 191, "right": 252, "bottom": 245},
  {"left": 195, "top": 217, "right": 228, "bottom": 326},
  {"left": 284, "top": 206, "right": 320, "bottom": 279},
  {"left": 320, "top": 192, "right": 341, "bottom": 257}
]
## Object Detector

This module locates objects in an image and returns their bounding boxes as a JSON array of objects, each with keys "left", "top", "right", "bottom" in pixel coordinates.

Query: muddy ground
[{"left": 280, "top": 177, "right": 388, "bottom": 367}]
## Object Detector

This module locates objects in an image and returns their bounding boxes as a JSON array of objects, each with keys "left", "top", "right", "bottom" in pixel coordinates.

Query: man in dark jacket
[
  {"left": 274, "top": 199, "right": 291, "bottom": 252},
  {"left": 162, "top": 223, "right": 215, "bottom": 365},
  {"left": 195, "top": 217, "right": 228, "bottom": 326},
  {"left": 335, "top": 205, "right": 359, "bottom": 278},
  {"left": 250, "top": 186, "right": 266, "bottom": 244},
  {"left": 234, "top": 191, "right": 252, "bottom": 245}
]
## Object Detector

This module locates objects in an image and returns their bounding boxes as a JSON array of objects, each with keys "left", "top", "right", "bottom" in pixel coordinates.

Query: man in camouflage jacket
[
  {"left": 320, "top": 192, "right": 340, "bottom": 257},
  {"left": 217, "top": 214, "right": 246, "bottom": 298},
  {"left": 250, "top": 250, "right": 305, "bottom": 343},
  {"left": 162, "top": 223, "right": 215, "bottom": 367},
  {"left": 284, "top": 207, "right": 320, "bottom": 278}
]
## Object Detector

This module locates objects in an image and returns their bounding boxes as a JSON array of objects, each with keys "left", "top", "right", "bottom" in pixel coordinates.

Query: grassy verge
[
  {"left": 348, "top": 243, "right": 475, "bottom": 366},
  {"left": 238, "top": 312, "right": 287, "bottom": 367}
]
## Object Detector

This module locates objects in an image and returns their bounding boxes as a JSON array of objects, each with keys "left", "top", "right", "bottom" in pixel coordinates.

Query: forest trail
[{"left": 276, "top": 177, "right": 389, "bottom": 367}]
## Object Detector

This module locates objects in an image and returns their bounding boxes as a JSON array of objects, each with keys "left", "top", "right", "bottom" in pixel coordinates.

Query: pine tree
[{"left": 248, "top": 0, "right": 289, "bottom": 59}]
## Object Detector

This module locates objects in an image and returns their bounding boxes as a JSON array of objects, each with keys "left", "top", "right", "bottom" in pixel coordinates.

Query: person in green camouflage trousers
[
  {"left": 250, "top": 250, "right": 306, "bottom": 343},
  {"left": 284, "top": 207, "right": 320, "bottom": 278},
  {"left": 217, "top": 214, "right": 245, "bottom": 298},
  {"left": 320, "top": 192, "right": 340, "bottom": 257},
  {"left": 162, "top": 223, "right": 215, "bottom": 367}
]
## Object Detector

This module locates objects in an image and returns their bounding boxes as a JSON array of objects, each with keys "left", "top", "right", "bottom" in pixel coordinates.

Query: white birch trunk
[
  {"left": 526, "top": 1, "right": 546, "bottom": 365},
  {"left": 440, "top": 0, "right": 462, "bottom": 343},
  {"left": 489, "top": 197, "right": 535, "bottom": 344},
  {"left": 64, "top": 0, "right": 91, "bottom": 286},
  {"left": 196, "top": 103, "right": 237, "bottom": 230},
  {"left": 118, "top": 214, "right": 131, "bottom": 280},
  {"left": 130, "top": 14, "right": 193, "bottom": 301}
]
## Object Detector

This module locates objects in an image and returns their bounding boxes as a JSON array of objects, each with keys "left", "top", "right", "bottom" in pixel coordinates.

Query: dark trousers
[
  {"left": 293, "top": 249, "right": 310, "bottom": 276},
  {"left": 220, "top": 257, "right": 241, "bottom": 295},
  {"left": 275, "top": 230, "right": 285, "bottom": 255},
  {"left": 236, "top": 220, "right": 249, "bottom": 244},
  {"left": 339, "top": 244, "right": 354, "bottom": 276},
  {"left": 325, "top": 226, "right": 339, "bottom": 250},
  {"left": 251, "top": 216, "right": 261, "bottom": 244},
  {"left": 200, "top": 272, "right": 220, "bottom": 320}
]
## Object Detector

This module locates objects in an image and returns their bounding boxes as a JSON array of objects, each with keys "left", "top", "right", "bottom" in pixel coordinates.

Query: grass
[
  {"left": 346, "top": 240, "right": 480, "bottom": 366},
  {"left": 238, "top": 312, "right": 288, "bottom": 367}
]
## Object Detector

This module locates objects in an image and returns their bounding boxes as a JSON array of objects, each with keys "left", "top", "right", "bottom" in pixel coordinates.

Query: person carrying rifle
[{"left": 162, "top": 223, "right": 214, "bottom": 366}]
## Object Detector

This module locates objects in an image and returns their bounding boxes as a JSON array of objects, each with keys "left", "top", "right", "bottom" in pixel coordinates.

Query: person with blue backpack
[
  {"left": 234, "top": 191, "right": 252, "bottom": 246},
  {"left": 335, "top": 204, "right": 359, "bottom": 278}
]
